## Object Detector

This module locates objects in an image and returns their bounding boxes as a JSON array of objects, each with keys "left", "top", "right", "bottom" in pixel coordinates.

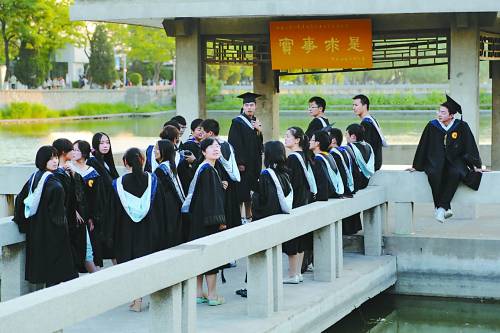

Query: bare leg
[
  {"left": 288, "top": 254, "right": 298, "bottom": 277},
  {"left": 197, "top": 275, "right": 204, "bottom": 297},
  {"left": 244, "top": 201, "right": 252, "bottom": 220},
  {"left": 206, "top": 274, "right": 218, "bottom": 300},
  {"left": 297, "top": 252, "right": 305, "bottom": 275},
  {"left": 85, "top": 261, "right": 99, "bottom": 273}
]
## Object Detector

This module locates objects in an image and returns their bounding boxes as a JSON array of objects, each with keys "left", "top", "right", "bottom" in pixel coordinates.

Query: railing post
[
  {"left": 150, "top": 283, "right": 182, "bottom": 333},
  {"left": 364, "top": 205, "right": 383, "bottom": 256},
  {"left": 393, "top": 202, "right": 414, "bottom": 235},
  {"left": 182, "top": 278, "right": 196, "bottom": 333},
  {"left": 313, "top": 222, "right": 336, "bottom": 282},
  {"left": 1, "top": 243, "right": 29, "bottom": 302},
  {"left": 334, "top": 220, "right": 343, "bottom": 278},
  {"left": 272, "top": 244, "right": 283, "bottom": 312},
  {"left": 247, "top": 248, "right": 273, "bottom": 317}
]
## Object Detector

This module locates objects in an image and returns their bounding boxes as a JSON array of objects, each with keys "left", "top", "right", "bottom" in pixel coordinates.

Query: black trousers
[{"left": 427, "top": 166, "right": 461, "bottom": 210}]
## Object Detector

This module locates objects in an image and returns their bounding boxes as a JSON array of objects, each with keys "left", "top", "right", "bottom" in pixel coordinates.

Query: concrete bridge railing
[
  {"left": 0, "top": 179, "right": 386, "bottom": 332},
  {"left": 370, "top": 171, "right": 500, "bottom": 235}
]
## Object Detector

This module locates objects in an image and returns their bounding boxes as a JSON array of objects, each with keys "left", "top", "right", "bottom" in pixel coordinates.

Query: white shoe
[
  {"left": 283, "top": 275, "right": 299, "bottom": 284},
  {"left": 444, "top": 209, "right": 453, "bottom": 219},
  {"left": 241, "top": 218, "right": 248, "bottom": 225},
  {"left": 435, "top": 207, "right": 445, "bottom": 223},
  {"left": 306, "top": 263, "right": 314, "bottom": 272},
  {"left": 298, "top": 274, "right": 304, "bottom": 283}
]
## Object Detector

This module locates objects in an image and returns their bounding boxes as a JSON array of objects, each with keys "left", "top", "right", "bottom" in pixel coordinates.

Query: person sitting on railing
[
  {"left": 13, "top": 146, "right": 78, "bottom": 287},
  {"left": 283, "top": 127, "right": 316, "bottom": 284},
  {"left": 109, "top": 148, "right": 172, "bottom": 312},
  {"left": 182, "top": 138, "right": 227, "bottom": 306},
  {"left": 408, "top": 95, "right": 484, "bottom": 223},
  {"left": 309, "top": 130, "right": 344, "bottom": 201},
  {"left": 153, "top": 139, "right": 185, "bottom": 249}
]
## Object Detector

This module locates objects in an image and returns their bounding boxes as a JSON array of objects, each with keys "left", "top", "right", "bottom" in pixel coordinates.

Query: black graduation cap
[
  {"left": 237, "top": 92, "right": 262, "bottom": 104},
  {"left": 444, "top": 94, "right": 462, "bottom": 115}
]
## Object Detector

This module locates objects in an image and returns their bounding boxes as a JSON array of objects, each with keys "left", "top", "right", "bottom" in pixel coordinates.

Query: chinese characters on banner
[{"left": 269, "top": 19, "right": 372, "bottom": 70}]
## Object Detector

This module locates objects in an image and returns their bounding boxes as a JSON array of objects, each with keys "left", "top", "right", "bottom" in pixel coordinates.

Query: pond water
[
  {"left": 0, "top": 111, "right": 491, "bottom": 165},
  {"left": 326, "top": 293, "right": 500, "bottom": 333}
]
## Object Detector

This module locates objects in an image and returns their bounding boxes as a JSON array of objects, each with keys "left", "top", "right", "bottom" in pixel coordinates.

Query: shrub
[{"left": 128, "top": 72, "right": 143, "bottom": 86}]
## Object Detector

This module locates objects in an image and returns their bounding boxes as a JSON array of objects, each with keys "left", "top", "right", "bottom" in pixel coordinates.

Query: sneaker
[
  {"left": 298, "top": 274, "right": 304, "bottom": 283},
  {"left": 444, "top": 209, "right": 453, "bottom": 219},
  {"left": 306, "top": 263, "right": 314, "bottom": 272},
  {"left": 228, "top": 261, "right": 237, "bottom": 268},
  {"left": 241, "top": 218, "right": 248, "bottom": 225},
  {"left": 435, "top": 207, "right": 445, "bottom": 223},
  {"left": 283, "top": 275, "right": 300, "bottom": 284},
  {"left": 235, "top": 288, "right": 247, "bottom": 298}
]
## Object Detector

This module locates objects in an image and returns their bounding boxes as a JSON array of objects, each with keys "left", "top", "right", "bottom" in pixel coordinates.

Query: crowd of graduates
[{"left": 16, "top": 91, "right": 483, "bottom": 310}]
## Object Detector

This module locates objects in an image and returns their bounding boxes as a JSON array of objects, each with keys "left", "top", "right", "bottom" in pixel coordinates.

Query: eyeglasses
[{"left": 308, "top": 106, "right": 319, "bottom": 110}]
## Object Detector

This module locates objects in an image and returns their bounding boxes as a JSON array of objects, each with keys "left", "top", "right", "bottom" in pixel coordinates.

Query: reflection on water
[
  {"left": 0, "top": 111, "right": 492, "bottom": 165},
  {"left": 326, "top": 293, "right": 500, "bottom": 333}
]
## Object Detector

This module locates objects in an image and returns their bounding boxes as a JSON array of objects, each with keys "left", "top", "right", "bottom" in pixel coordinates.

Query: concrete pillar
[
  {"left": 491, "top": 61, "right": 500, "bottom": 170},
  {"left": 150, "top": 283, "right": 182, "bottom": 333},
  {"left": 181, "top": 278, "right": 196, "bottom": 333},
  {"left": 253, "top": 61, "right": 280, "bottom": 141},
  {"left": 0, "top": 194, "right": 14, "bottom": 218},
  {"left": 313, "top": 223, "right": 336, "bottom": 282},
  {"left": 334, "top": 220, "right": 343, "bottom": 278},
  {"left": 1, "top": 243, "right": 29, "bottom": 301},
  {"left": 450, "top": 13, "right": 480, "bottom": 141},
  {"left": 364, "top": 205, "right": 382, "bottom": 256},
  {"left": 247, "top": 248, "right": 273, "bottom": 317},
  {"left": 393, "top": 202, "right": 414, "bottom": 235},
  {"left": 272, "top": 245, "right": 283, "bottom": 312},
  {"left": 175, "top": 19, "right": 206, "bottom": 127}
]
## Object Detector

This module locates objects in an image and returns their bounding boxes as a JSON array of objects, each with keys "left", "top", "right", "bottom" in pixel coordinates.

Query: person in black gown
[
  {"left": 181, "top": 138, "right": 227, "bottom": 306},
  {"left": 326, "top": 127, "right": 355, "bottom": 198},
  {"left": 52, "top": 138, "right": 88, "bottom": 275},
  {"left": 305, "top": 96, "right": 330, "bottom": 139},
  {"left": 283, "top": 127, "right": 316, "bottom": 284},
  {"left": 87, "top": 132, "right": 119, "bottom": 263},
  {"left": 408, "top": 95, "right": 483, "bottom": 222},
  {"left": 341, "top": 124, "right": 376, "bottom": 235},
  {"left": 228, "top": 92, "right": 264, "bottom": 224},
  {"left": 110, "top": 148, "right": 170, "bottom": 311},
  {"left": 352, "top": 94, "right": 386, "bottom": 171},
  {"left": 71, "top": 140, "right": 101, "bottom": 273},
  {"left": 201, "top": 119, "right": 242, "bottom": 229},
  {"left": 153, "top": 139, "right": 185, "bottom": 248},
  {"left": 179, "top": 118, "right": 204, "bottom": 160},
  {"left": 14, "top": 146, "right": 78, "bottom": 287},
  {"left": 309, "top": 130, "right": 344, "bottom": 201}
]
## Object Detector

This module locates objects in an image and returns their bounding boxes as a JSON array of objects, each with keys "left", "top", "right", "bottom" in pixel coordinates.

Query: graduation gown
[
  {"left": 228, "top": 114, "right": 263, "bottom": 203},
  {"left": 14, "top": 171, "right": 78, "bottom": 285},
  {"left": 312, "top": 153, "right": 341, "bottom": 201},
  {"left": 330, "top": 148, "right": 354, "bottom": 197},
  {"left": 77, "top": 167, "right": 107, "bottom": 267},
  {"left": 305, "top": 116, "right": 329, "bottom": 139},
  {"left": 283, "top": 152, "right": 312, "bottom": 255},
  {"left": 110, "top": 172, "right": 168, "bottom": 263},
  {"left": 53, "top": 167, "right": 87, "bottom": 273},
  {"left": 183, "top": 163, "right": 226, "bottom": 241},
  {"left": 87, "top": 156, "right": 119, "bottom": 259},
  {"left": 252, "top": 169, "right": 292, "bottom": 222},
  {"left": 341, "top": 142, "right": 374, "bottom": 235},
  {"left": 179, "top": 137, "right": 202, "bottom": 160},
  {"left": 215, "top": 140, "right": 242, "bottom": 229},
  {"left": 144, "top": 145, "right": 157, "bottom": 173},
  {"left": 412, "top": 119, "right": 482, "bottom": 208},
  {"left": 154, "top": 164, "right": 184, "bottom": 248},
  {"left": 361, "top": 116, "right": 383, "bottom": 171}
]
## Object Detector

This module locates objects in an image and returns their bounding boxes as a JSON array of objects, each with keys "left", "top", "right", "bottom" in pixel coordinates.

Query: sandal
[
  {"left": 196, "top": 296, "right": 208, "bottom": 304},
  {"left": 207, "top": 296, "right": 225, "bottom": 306}
]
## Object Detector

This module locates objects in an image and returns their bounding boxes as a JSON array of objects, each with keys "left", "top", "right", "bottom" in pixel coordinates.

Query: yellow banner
[{"left": 270, "top": 19, "right": 372, "bottom": 70}]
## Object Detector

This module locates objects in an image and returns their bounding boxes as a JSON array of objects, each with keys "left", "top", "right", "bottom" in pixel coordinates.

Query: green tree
[
  {"left": 14, "top": 41, "right": 49, "bottom": 87},
  {"left": 88, "top": 25, "right": 117, "bottom": 87},
  {"left": 125, "top": 26, "right": 175, "bottom": 84}
]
